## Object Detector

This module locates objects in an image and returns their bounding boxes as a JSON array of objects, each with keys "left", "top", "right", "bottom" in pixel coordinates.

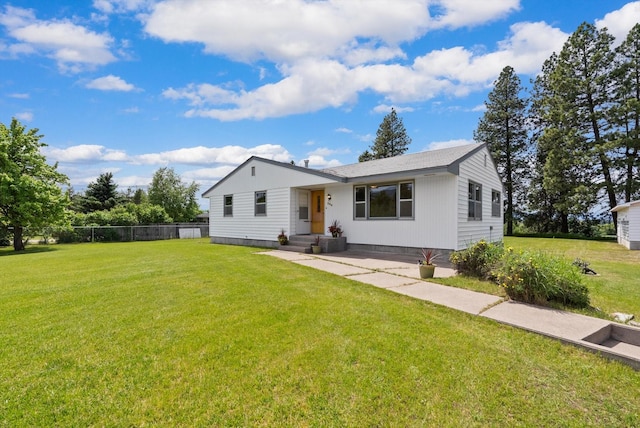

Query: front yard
[{"left": 1, "top": 239, "right": 639, "bottom": 426}]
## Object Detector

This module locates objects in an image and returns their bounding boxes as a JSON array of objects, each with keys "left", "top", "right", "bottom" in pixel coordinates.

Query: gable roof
[
  {"left": 202, "top": 143, "right": 487, "bottom": 197},
  {"left": 321, "top": 143, "right": 485, "bottom": 181},
  {"left": 611, "top": 200, "right": 640, "bottom": 212}
]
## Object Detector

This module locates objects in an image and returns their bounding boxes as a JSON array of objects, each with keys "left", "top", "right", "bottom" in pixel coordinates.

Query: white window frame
[
  {"left": 468, "top": 181, "right": 482, "bottom": 221},
  {"left": 255, "top": 191, "right": 266, "bottom": 216},
  {"left": 353, "top": 181, "right": 414, "bottom": 220},
  {"left": 491, "top": 190, "right": 501, "bottom": 217},
  {"left": 224, "top": 195, "right": 233, "bottom": 217}
]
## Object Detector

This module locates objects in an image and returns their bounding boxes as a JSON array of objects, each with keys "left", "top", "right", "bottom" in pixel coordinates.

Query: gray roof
[{"left": 321, "top": 143, "right": 485, "bottom": 180}]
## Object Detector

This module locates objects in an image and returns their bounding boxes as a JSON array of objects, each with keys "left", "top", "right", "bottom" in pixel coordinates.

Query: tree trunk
[
  {"left": 561, "top": 213, "right": 569, "bottom": 234},
  {"left": 13, "top": 226, "right": 25, "bottom": 251}
]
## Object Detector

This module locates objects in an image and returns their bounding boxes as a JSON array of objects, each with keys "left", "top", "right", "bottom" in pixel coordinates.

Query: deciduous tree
[
  {"left": 148, "top": 167, "right": 200, "bottom": 222},
  {"left": 0, "top": 119, "right": 69, "bottom": 251}
]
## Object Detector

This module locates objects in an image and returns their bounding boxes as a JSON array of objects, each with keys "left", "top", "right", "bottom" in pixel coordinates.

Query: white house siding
[
  {"left": 456, "top": 148, "right": 504, "bottom": 250},
  {"left": 323, "top": 174, "right": 458, "bottom": 250},
  {"left": 206, "top": 159, "right": 336, "bottom": 242},
  {"left": 616, "top": 204, "right": 640, "bottom": 250}
]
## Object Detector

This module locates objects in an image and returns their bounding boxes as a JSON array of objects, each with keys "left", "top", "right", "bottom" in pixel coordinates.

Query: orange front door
[{"left": 311, "top": 190, "right": 324, "bottom": 234}]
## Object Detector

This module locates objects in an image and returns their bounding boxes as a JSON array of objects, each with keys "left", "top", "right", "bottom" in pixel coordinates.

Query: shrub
[
  {"left": 493, "top": 249, "right": 590, "bottom": 308},
  {"left": 449, "top": 240, "right": 504, "bottom": 279}
]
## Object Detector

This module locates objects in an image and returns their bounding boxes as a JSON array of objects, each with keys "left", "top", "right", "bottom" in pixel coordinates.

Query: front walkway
[{"left": 261, "top": 249, "right": 640, "bottom": 370}]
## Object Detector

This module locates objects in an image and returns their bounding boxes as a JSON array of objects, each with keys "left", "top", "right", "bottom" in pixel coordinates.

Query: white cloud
[
  {"left": 429, "top": 0, "right": 521, "bottom": 29},
  {"left": 15, "top": 111, "right": 33, "bottom": 122},
  {"left": 131, "top": 144, "right": 292, "bottom": 165},
  {"left": 306, "top": 155, "right": 342, "bottom": 168},
  {"left": 335, "top": 127, "right": 353, "bottom": 134},
  {"left": 122, "top": 106, "right": 140, "bottom": 113},
  {"left": 0, "top": 6, "right": 116, "bottom": 72},
  {"left": 8, "top": 93, "right": 29, "bottom": 99},
  {"left": 596, "top": 1, "right": 640, "bottom": 45},
  {"left": 428, "top": 139, "right": 474, "bottom": 150},
  {"left": 43, "top": 144, "right": 128, "bottom": 163},
  {"left": 471, "top": 104, "right": 486, "bottom": 112},
  {"left": 86, "top": 75, "right": 136, "bottom": 91},
  {"left": 163, "top": 19, "right": 566, "bottom": 121}
]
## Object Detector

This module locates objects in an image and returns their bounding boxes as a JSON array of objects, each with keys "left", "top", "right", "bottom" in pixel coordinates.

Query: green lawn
[{"left": 1, "top": 240, "right": 639, "bottom": 426}]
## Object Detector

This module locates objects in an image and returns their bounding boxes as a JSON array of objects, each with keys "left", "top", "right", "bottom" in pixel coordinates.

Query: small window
[
  {"left": 255, "top": 191, "right": 266, "bottom": 216},
  {"left": 354, "top": 186, "right": 366, "bottom": 218},
  {"left": 399, "top": 182, "right": 413, "bottom": 218},
  {"left": 468, "top": 181, "right": 482, "bottom": 221},
  {"left": 251, "top": 166, "right": 255, "bottom": 176},
  {"left": 224, "top": 195, "right": 233, "bottom": 217},
  {"left": 491, "top": 190, "right": 501, "bottom": 217}
]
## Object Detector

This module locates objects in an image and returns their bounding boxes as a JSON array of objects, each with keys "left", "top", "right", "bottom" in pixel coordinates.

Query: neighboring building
[
  {"left": 611, "top": 200, "right": 640, "bottom": 250},
  {"left": 202, "top": 143, "right": 504, "bottom": 254}
]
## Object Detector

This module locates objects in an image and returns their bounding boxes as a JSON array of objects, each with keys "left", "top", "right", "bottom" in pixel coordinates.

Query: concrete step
[{"left": 278, "top": 244, "right": 311, "bottom": 253}]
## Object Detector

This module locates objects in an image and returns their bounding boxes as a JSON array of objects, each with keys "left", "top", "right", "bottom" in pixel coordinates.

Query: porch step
[{"left": 278, "top": 244, "right": 311, "bottom": 253}]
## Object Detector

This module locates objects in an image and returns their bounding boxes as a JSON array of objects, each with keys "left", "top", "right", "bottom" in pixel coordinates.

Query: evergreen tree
[
  {"left": 359, "top": 108, "right": 411, "bottom": 161},
  {"left": 0, "top": 119, "right": 69, "bottom": 251},
  {"left": 474, "top": 66, "right": 530, "bottom": 235},
  {"left": 611, "top": 23, "right": 640, "bottom": 202},
  {"left": 553, "top": 23, "right": 617, "bottom": 226},
  {"left": 85, "top": 172, "right": 119, "bottom": 211}
]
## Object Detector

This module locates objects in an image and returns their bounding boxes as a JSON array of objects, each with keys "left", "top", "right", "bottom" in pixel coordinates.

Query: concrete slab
[
  {"left": 258, "top": 250, "right": 314, "bottom": 261},
  {"left": 314, "top": 254, "right": 416, "bottom": 270},
  {"left": 393, "top": 282, "right": 503, "bottom": 315},
  {"left": 482, "top": 301, "right": 611, "bottom": 341},
  {"left": 347, "top": 272, "right": 422, "bottom": 289},
  {"left": 291, "top": 259, "right": 371, "bottom": 276},
  {"left": 385, "top": 266, "right": 457, "bottom": 279}
]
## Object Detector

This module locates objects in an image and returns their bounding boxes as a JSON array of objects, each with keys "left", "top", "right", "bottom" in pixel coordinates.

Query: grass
[
  {"left": 1, "top": 239, "right": 640, "bottom": 426},
  {"left": 432, "top": 237, "right": 640, "bottom": 318}
]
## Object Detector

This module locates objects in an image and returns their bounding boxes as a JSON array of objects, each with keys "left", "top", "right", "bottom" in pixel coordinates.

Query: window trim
[
  {"left": 468, "top": 180, "right": 482, "bottom": 221},
  {"left": 353, "top": 181, "right": 414, "bottom": 220},
  {"left": 223, "top": 194, "right": 233, "bottom": 217},
  {"left": 491, "top": 190, "right": 501, "bottom": 218},
  {"left": 255, "top": 190, "right": 266, "bottom": 216}
]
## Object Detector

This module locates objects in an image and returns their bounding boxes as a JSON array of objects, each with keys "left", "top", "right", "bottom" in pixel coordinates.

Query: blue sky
[{"left": 1, "top": 0, "right": 638, "bottom": 208}]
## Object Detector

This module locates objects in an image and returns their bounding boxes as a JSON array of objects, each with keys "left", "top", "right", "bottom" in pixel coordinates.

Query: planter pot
[
  {"left": 311, "top": 245, "right": 321, "bottom": 254},
  {"left": 419, "top": 264, "right": 436, "bottom": 279}
]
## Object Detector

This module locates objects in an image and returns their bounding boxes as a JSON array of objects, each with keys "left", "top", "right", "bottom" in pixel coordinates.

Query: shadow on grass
[{"left": 0, "top": 246, "right": 58, "bottom": 257}]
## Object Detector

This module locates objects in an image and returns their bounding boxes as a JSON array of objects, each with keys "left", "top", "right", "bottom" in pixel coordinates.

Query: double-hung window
[
  {"left": 255, "top": 191, "right": 266, "bottom": 216},
  {"left": 491, "top": 190, "right": 501, "bottom": 217},
  {"left": 224, "top": 195, "right": 233, "bottom": 217},
  {"left": 468, "top": 181, "right": 482, "bottom": 221},
  {"left": 354, "top": 181, "right": 413, "bottom": 220}
]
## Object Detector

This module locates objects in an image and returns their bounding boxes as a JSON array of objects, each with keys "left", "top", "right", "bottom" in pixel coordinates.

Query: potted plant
[
  {"left": 328, "top": 219, "right": 343, "bottom": 238},
  {"left": 277, "top": 229, "right": 288, "bottom": 245},
  {"left": 418, "top": 248, "right": 438, "bottom": 279},
  {"left": 311, "top": 235, "right": 321, "bottom": 254}
]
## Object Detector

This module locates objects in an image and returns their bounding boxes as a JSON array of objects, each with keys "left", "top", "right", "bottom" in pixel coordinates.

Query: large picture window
[
  {"left": 491, "top": 190, "right": 501, "bottom": 217},
  {"left": 354, "top": 181, "right": 413, "bottom": 220},
  {"left": 468, "top": 181, "right": 482, "bottom": 221},
  {"left": 255, "top": 191, "right": 266, "bottom": 216},
  {"left": 224, "top": 195, "right": 233, "bottom": 217}
]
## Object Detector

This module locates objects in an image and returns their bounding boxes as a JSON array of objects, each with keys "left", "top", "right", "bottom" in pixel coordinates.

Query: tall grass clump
[
  {"left": 449, "top": 240, "right": 504, "bottom": 279},
  {"left": 450, "top": 241, "right": 590, "bottom": 308},
  {"left": 493, "top": 249, "right": 590, "bottom": 308}
]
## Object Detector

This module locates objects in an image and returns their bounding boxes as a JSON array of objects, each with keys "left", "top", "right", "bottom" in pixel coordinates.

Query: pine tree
[
  {"left": 611, "top": 23, "right": 640, "bottom": 202},
  {"left": 474, "top": 66, "right": 530, "bottom": 235},
  {"left": 359, "top": 108, "right": 411, "bottom": 161},
  {"left": 85, "top": 172, "right": 119, "bottom": 211},
  {"left": 554, "top": 23, "right": 617, "bottom": 226}
]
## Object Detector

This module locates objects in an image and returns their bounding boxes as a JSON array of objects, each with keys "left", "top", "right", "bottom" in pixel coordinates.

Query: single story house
[
  {"left": 611, "top": 200, "right": 640, "bottom": 250},
  {"left": 202, "top": 143, "right": 504, "bottom": 255}
]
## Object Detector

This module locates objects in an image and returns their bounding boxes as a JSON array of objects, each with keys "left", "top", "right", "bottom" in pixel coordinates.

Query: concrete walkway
[{"left": 261, "top": 249, "right": 640, "bottom": 370}]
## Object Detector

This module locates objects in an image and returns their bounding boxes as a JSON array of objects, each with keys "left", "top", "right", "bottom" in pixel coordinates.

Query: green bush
[
  {"left": 493, "top": 249, "right": 590, "bottom": 308},
  {"left": 449, "top": 240, "right": 504, "bottom": 279}
]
